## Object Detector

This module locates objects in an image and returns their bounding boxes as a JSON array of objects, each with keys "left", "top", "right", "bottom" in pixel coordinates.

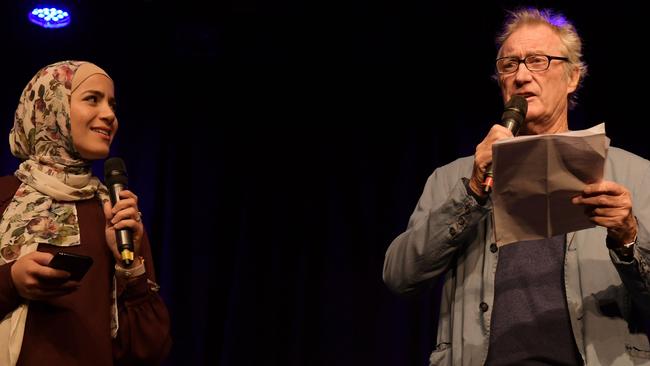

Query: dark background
[{"left": 1, "top": 0, "right": 648, "bottom": 365}]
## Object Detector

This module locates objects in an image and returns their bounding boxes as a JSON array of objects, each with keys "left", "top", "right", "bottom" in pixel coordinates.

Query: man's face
[{"left": 498, "top": 23, "right": 579, "bottom": 134}]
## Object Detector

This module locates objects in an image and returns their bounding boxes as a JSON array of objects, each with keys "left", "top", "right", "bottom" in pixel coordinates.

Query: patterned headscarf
[{"left": 0, "top": 60, "right": 111, "bottom": 263}]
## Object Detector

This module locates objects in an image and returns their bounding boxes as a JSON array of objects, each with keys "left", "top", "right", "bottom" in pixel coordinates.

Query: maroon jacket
[{"left": 0, "top": 175, "right": 171, "bottom": 365}]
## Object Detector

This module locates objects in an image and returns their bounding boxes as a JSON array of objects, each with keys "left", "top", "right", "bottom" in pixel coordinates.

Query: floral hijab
[{"left": 0, "top": 61, "right": 111, "bottom": 264}]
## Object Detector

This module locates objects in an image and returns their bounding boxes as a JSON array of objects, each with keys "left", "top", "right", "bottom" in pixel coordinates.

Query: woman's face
[{"left": 70, "top": 74, "right": 118, "bottom": 160}]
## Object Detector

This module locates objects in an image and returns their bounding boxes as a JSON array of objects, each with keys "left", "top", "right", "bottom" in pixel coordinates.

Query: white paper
[{"left": 491, "top": 123, "right": 609, "bottom": 245}]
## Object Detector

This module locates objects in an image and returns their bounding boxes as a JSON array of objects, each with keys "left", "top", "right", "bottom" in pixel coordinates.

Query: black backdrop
[{"left": 1, "top": 1, "right": 649, "bottom": 365}]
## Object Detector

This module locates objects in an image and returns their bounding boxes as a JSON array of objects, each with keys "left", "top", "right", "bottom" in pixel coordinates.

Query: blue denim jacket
[{"left": 384, "top": 147, "right": 650, "bottom": 365}]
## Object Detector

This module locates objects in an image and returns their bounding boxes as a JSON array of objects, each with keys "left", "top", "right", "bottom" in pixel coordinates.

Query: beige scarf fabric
[{"left": 0, "top": 61, "right": 113, "bottom": 365}]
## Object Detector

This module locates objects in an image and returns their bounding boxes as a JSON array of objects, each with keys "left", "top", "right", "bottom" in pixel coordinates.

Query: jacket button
[
  {"left": 490, "top": 243, "right": 498, "bottom": 253},
  {"left": 479, "top": 302, "right": 489, "bottom": 312},
  {"left": 449, "top": 227, "right": 456, "bottom": 236}
]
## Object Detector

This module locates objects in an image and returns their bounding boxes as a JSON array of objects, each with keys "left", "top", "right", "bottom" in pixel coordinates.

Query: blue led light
[{"left": 28, "top": 5, "right": 71, "bottom": 28}]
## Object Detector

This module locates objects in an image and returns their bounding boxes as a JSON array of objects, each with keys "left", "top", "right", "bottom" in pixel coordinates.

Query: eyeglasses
[{"left": 495, "top": 54, "right": 570, "bottom": 74}]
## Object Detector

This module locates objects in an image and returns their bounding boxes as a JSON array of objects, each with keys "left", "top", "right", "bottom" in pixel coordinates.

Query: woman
[{"left": 0, "top": 61, "right": 171, "bottom": 365}]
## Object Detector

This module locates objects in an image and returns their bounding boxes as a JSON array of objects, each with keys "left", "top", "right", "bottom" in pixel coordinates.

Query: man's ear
[{"left": 567, "top": 66, "right": 580, "bottom": 94}]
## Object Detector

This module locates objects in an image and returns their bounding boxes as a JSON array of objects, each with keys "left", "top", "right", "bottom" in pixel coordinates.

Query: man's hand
[
  {"left": 469, "top": 124, "right": 514, "bottom": 198},
  {"left": 571, "top": 181, "right": 637, "bottom": 244}
]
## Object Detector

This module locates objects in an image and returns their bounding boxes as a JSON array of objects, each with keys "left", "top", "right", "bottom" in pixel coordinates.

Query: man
[{"left": 383, "top": 8, "right": 650, "bottom": 365}]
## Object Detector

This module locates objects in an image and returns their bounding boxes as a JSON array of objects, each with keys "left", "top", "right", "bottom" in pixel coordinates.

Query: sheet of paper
[{"left": 491, "top": 123, "right": 609, "bottom": 245}]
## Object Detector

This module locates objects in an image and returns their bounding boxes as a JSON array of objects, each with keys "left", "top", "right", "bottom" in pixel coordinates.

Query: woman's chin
[{"left": 79, "top": 149, "right": 110, "bottom": 160}]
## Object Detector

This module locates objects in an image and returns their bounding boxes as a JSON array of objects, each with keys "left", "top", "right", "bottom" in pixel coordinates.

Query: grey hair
[{"left": 495, "top": 8, "right": 588, "bottom": 108}]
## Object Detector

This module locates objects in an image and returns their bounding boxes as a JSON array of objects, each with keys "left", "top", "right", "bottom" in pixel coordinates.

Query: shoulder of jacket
[{"left": 608, "top": 146, "right": 650, "bottom": 166}]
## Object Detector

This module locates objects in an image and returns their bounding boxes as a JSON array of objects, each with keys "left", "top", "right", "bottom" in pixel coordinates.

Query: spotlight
[{"left": 28, "top": 5, "right": 71, "bottom": 29}]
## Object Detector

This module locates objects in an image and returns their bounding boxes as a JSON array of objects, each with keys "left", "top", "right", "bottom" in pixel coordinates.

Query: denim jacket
[{"left": 384, "top": 147, "right": 650, "bottom": 365}]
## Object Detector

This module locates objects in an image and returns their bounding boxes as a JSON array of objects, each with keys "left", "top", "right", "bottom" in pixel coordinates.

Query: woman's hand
[
  {"left": 103, "top": 190, "right": 143, "bottom": 264},
  {"left": 10, "top": 251, "right": 80, "bottom": 300}
]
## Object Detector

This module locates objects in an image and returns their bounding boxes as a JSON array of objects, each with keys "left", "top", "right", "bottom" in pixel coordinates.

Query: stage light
[{"left": 28, "top": 5, "right": 71, "bottom": 29}]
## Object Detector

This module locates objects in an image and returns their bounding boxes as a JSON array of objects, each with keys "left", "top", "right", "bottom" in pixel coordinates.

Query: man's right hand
[
  {"left": 469, "top": 124, "right": 514, "bottom": 198},
  {"left": 10, "top": 251, "right": 80, "bottom": 300}
]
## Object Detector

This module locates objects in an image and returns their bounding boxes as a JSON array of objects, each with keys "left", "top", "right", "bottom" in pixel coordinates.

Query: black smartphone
[{"left": 48, "top": 252, "right": 94, "bottom": 281}]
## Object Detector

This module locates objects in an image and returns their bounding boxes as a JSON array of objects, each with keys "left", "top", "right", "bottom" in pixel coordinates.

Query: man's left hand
[{"left": 572, "top": 181, "right": 637, "bottom": 244}]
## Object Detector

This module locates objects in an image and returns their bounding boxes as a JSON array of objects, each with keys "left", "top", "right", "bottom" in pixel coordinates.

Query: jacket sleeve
[
  {"left": 612, "top": 164, "right": 650, "bottom": 311},
  {"left": 383, "top": 161, "right": 492, "bottom": 295},
  {"left": 112, "top": 230, "right": 172, "bottom": 366}
]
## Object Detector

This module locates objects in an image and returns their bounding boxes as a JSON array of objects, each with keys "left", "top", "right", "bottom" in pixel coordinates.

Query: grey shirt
[{"left": 485, "top": 235, "right": 582, "bottom": 365}]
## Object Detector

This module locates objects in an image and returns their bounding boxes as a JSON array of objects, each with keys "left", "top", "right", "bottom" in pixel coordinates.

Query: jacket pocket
[{"left": 429, "top": 342, "right": 452, "bottom": 365}]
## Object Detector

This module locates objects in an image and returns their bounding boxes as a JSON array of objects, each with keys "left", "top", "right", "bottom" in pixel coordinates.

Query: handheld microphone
[
  {"left": 483, "top": 95, "right": 528, "bottom": 193},
  {"left": 104, "top": 157, "right": 134, "bottom": 266}
]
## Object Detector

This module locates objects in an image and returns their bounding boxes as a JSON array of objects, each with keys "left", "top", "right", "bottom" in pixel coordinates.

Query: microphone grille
[
  {"left": 504, "top": 95, "right": 528, "bottom": 119},
  {"left": 104, "top": 157, "right": 128, "bottom": 186}
]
